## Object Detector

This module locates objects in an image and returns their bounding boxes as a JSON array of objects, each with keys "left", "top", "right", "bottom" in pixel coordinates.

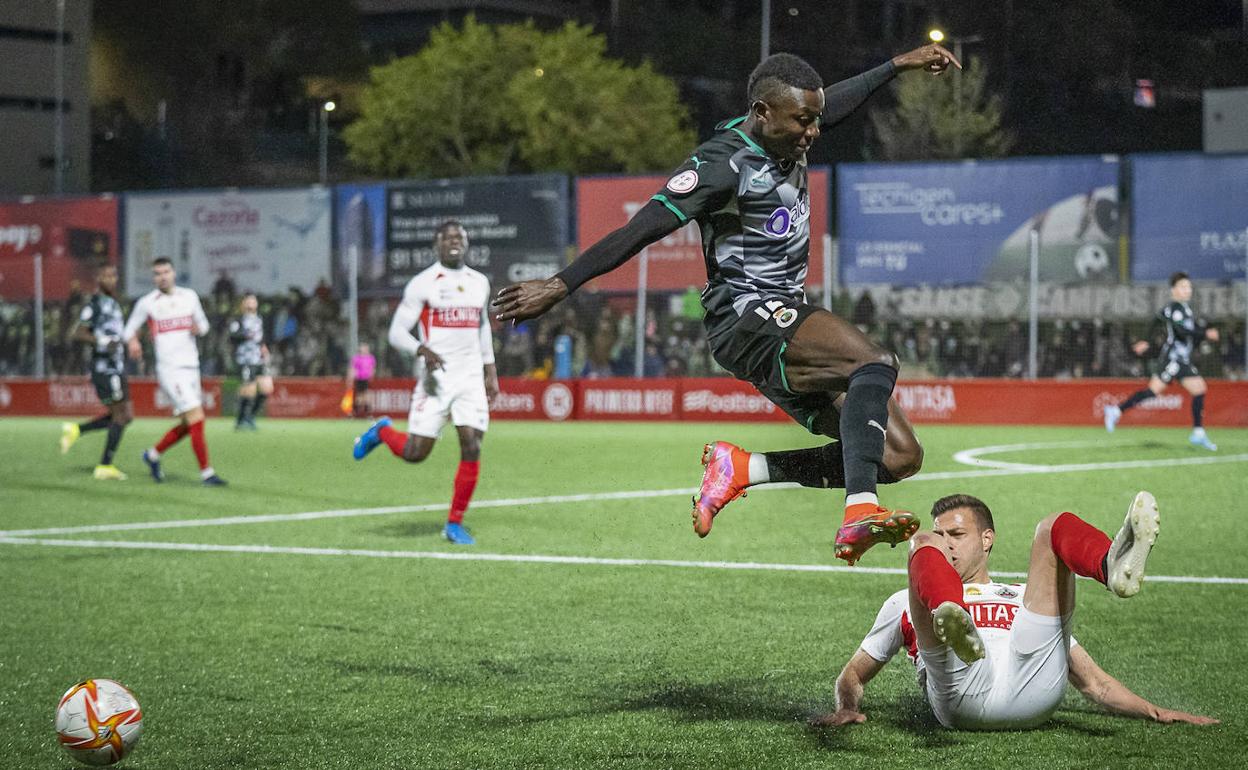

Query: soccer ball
[{"left": 54, "top": 679, "right": 143, "bottom": 766}]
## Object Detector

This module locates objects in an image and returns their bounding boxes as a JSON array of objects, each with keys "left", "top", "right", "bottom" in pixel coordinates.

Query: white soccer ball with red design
[{"left": 54, "top": 679, "right": 143, "bottom": 766}]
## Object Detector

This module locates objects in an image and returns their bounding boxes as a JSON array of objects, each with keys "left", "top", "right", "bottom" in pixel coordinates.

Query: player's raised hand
[
  {"left": 808, "top": 709, "right": 867, "bottom": 727},
  {"left": 1153, "top": 708, "right": 1219, "bottom": 726},
  {"left": 492, "top": 277, "right": 569, "bottom": 322},
  {"left": 892, "top": 43, "right": 962, "bottom": 75}
]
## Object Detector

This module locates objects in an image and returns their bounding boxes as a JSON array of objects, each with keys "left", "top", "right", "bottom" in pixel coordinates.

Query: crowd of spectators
[{"left": 3, "top": 286, "right": 1245, "bottom": 381}]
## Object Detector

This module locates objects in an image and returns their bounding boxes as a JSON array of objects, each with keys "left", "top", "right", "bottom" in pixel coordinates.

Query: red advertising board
[
  {"left": 576, "top": 169, "right": 830, "bottom": 292},
  {"left": 2, "top": 377, "right": 1244, "bottom": 427},
  {"left": 0, "top": 196, "right": 119, "bottom": 301}
]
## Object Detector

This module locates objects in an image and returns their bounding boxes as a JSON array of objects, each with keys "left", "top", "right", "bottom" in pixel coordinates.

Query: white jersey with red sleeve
[
  {"left": 858, "top": 582, "right": 1080, "bottom": 686},
  {"left": 388, "top": 262, "right": 494, "bottom": 381},
  {"left": 122, "top": 286, "right": 209, "bottom": 369}
]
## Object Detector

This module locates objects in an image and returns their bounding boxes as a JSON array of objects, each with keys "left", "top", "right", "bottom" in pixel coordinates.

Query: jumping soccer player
[
  {"left": 813, "top": 493, "right": 1218, "bottom": 730},
  {"left": 1104, "top": 271, "right": 1219, "bottom": 450},
  {"left": 494, "top": 45, "right": 959, "bottom": 564},
  {"left": 123, "top": 257, "right": 227, "bottom": 486},
  {"left": 228, "top": 292, "right": 273, "bottom": 430},
  {"left": 353, "top": 221, "right": 498, "bottom": 545},
  {"left": 60, "top": 263, "right": 132, "bottom": 480}
]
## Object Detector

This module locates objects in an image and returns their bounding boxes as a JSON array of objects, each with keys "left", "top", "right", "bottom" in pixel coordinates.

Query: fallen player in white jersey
[{"left": 814, "top": 492, "right": 1218, "bottom": 730}]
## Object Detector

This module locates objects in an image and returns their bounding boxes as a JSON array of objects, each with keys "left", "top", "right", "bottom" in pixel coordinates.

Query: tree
[
  {"left": 344, "top": 16, "right": 695, "bottom": 178},
  {"left": 869, "top": 57, "right": 1013, "bottom": 161}
]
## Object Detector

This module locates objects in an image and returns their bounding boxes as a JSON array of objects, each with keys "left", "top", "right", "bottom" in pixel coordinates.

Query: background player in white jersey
[
  {"left": 60, "top": 262, "right": 132, "bottom": 480},
  {"left": 123, "top": 257, "right": 227, "bottom": 486},
  {"left": 816, "top": 493, "right": 1217, "bottom": 730},
  {"left": 352, "top": 221, "right": 498, "bottom": 545},
  {"left": 228, "top": 292, "right": 273, "bottom": 430}
]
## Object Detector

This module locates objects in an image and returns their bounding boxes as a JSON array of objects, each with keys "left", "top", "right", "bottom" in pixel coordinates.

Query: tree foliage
[
  {"left": 869, "top": 58, "right": 1013, "bottom": 161},
  {"left": 344, "top": 16, "right": 695, "bottom": 178}
]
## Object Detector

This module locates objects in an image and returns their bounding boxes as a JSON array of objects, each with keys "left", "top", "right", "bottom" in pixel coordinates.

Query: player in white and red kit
[
  {"left": 815, "top": 493, "right": 1217, "bottom": 730},
  {"left": 122, "top": 257, "right": 227, "bottom": 486},
  {"left": 353, "top": 221, "right": 498, "bottom": 545}
]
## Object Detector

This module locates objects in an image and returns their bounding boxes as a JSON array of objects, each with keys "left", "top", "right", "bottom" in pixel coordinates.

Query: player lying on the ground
[
  {"left": 1104, "top": 271, "right": 1219, "bottom": 451},
  {"left": 813, "top": 492, "right": 1218, "bottom": 730},
  {"left": 61, "top": 262, "right": 132, "bottom": 480},
  {"left": 496, "top": 44, "right": 961, "bottom": 564},
  {"left": 353, "top": 221, "right": 498, "bottom": 546}
]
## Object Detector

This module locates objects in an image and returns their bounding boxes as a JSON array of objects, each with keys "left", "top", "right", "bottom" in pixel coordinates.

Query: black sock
[
  {"left": 252, "top": 393, "right": 267, "bottom": 420},
  {"left": 79, "top": 414, "right": 111, "bottom": 433},
  {"left": 237, "top": 397, "right": 253, "bottom": 425},
  {"left": 101, "top": 422, "right": 125, "bottom": 465},
  {"left": 1119, "top": 389, "right": 1154, "bottom": 412},
  {"left": 765, "top": 442, "right": 900, "bottom": 488},
  {"left": 839, "top": 362, "right": 898, "bottom": 498},
  {"left": 1192, "top": 394, "right": 1205, "bottom": 428}
]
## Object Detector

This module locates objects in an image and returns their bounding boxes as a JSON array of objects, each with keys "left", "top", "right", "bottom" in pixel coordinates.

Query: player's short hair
[
  {"left": 1169, "top": 271, "right": 1190, "bottom": 287},
  {"left": 930, "top": 494, "right": 995, "bottom": 533},
  {"left": 152, "top": 257, "right": 173, "bottom": 268},
  {"left": 747, "top": 53, "right": 823, "bottom": 104},
  {"left": 434, "top": 219, "right": 466, "bottom": 243}
]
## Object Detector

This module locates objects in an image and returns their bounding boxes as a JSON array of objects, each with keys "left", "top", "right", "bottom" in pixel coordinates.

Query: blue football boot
[{"left": 353, "top": 416, "right": 392, "bottom": 460}]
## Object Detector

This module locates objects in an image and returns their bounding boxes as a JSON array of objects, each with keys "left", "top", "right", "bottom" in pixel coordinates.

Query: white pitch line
[
  {"left": 952, "top": 440, "right": 1104, "bottom": 470},
  {"left": 2, "top": 536, "right": 1246, "bottom": 585},
  {"left": 4, "top": 452, "right": 1247, "bottom": 539}
]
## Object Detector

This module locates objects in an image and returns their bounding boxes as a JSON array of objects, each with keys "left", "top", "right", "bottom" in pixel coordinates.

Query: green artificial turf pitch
[{"left": 1, "top": 417, "right": 1245, "bottom": 768}]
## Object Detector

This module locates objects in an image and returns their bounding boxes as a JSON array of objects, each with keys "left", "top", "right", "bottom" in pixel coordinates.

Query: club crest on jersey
[
  {"left": 995, "top": 586, "right": 1019, "bottom": 599},
  {"left": 667, "top": 170, "right": 699, "bottom": 194},
  {"left": 763, "top": 196, "right": 810, "bottom": 239}
]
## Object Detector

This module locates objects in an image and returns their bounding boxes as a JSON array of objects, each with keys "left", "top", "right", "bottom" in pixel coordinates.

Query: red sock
[
  {"left": 1050, "top": 511, "right": 1110, "bottom": 585},
  {"left": 188, "top": 420, "right": 210, "bottom": 471},
  {"left": 448, "top": 461, "right": 480, "bottom": 524},
  {"left": 378, "top": 425, "right": 408, "bottom": 457},
  {"left": 909, "top": 545, "right": 966, "bottom": 612},
  {"left": 154, "top": 423, "right": 189, "bottom": 453}
]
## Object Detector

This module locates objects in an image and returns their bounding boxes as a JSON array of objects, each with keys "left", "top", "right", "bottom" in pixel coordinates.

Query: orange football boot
[
  {"left": 834, "top": 503, "right": 920, "bottom": 566},
  {"left": 692, "top": 441, "right": 751, "bottom": 537}
]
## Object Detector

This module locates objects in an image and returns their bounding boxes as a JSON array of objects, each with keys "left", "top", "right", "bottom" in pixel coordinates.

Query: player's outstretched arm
[
  {"left": 810, "top": 649, "right": 888, "bottom": 727},
  {"left": 493, "top": 200, "right": 681, "bottom": 322},
  {"left": 1067, "top": 646, "right": 1219, "bottom": 725},
  {"left": 121, "top": 296, "right": 150, "bottom": 360},
  {"left": 821, "top": 43, "right": 960, "bottom": 127}
]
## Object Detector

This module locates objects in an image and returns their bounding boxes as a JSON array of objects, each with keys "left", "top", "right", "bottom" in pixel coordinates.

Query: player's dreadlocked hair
[
  {"left": 930, "top": 494, "right": 996, "bottom": 535},
  {"left": 747, "top": 53, "right": 824, "bottom": 103}
]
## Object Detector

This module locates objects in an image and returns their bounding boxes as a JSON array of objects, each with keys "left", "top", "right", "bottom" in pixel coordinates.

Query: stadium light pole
[
  {"left": 34, "top": 252, "right": 45, "bottom": 378},
  {"left": 634, "top": 247, "right": 649, "bottom": 377},
  {"left": 760, "top": 0, "right": 771, "bottom": 61},
  {"left": 318, "top": 100, "right": 335, "bottom": 184},
  {"left": 53, "top": 0, "right": 66, "bottom": 194},
  {"left": 929, "top": 28, "right": 983, "bottom": 157},
  {"left": 1027, "top": 228, "right": 1040, "bottom": 379}
]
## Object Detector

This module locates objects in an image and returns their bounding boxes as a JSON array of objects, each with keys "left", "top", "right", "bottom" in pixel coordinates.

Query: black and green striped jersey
[
  {"left": 79, "top": 292, "right": 126, "bottom": 375},
  {"left": 651, "top": 118, "right": 813, "bottom": 323}
]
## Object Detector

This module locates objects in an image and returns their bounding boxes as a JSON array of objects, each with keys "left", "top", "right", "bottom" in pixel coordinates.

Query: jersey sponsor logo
[
  {"left": 666, "top": 170, "right": 699, "bottom": 194},
  {"left": 150, "top": 315, "right": 195, "bottom": 334},
  {"left": 968, "top": 601, "right": 1019, "bottom": 630},
  {"left": 431, "top": 307, "right": 482, "bottom": 328},
  {"left": 762, "top": 196, "right": 811, "bottom": 238}
]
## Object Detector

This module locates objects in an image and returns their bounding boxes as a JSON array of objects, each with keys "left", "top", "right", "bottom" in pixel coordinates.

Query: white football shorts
[
  {"left": 921, "top": 607, "right": 1072, "bottom": 730},
  {"left": 157, "top": 365, "right": 203, "bottom": 415},
  {"left": 406, "top": 374, "right": 490, "bottom": 438}
]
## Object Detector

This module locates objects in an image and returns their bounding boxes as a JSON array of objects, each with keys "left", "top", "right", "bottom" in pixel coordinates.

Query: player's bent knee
[
  {"left": 1033, "top": 513, "right": 1062, "bottom": 545},
  {"left": 888, "top": 441, "right": 923, "bottom": 480}
]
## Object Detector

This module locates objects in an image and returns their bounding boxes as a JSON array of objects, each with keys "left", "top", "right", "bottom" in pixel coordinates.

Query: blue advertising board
[
  {"left": 1131, "top": 154, "right": 1248, "bottom": 281},
  {"left": 838, "top": 157, "right": 1121, "bottom": 286}
]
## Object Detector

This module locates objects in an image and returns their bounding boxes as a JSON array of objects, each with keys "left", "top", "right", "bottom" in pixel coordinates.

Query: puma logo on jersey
[{"left": 867, "top": 419, "right": 886, "bottom": 435}]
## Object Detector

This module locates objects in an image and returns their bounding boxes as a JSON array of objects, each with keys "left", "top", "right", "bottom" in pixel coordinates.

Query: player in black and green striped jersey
[
  {"left": 495, "top": 43, "right": 961, "bottom": 565},
  {"left": 60, "top": 263, "right": 132, "bottom": 480}
]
